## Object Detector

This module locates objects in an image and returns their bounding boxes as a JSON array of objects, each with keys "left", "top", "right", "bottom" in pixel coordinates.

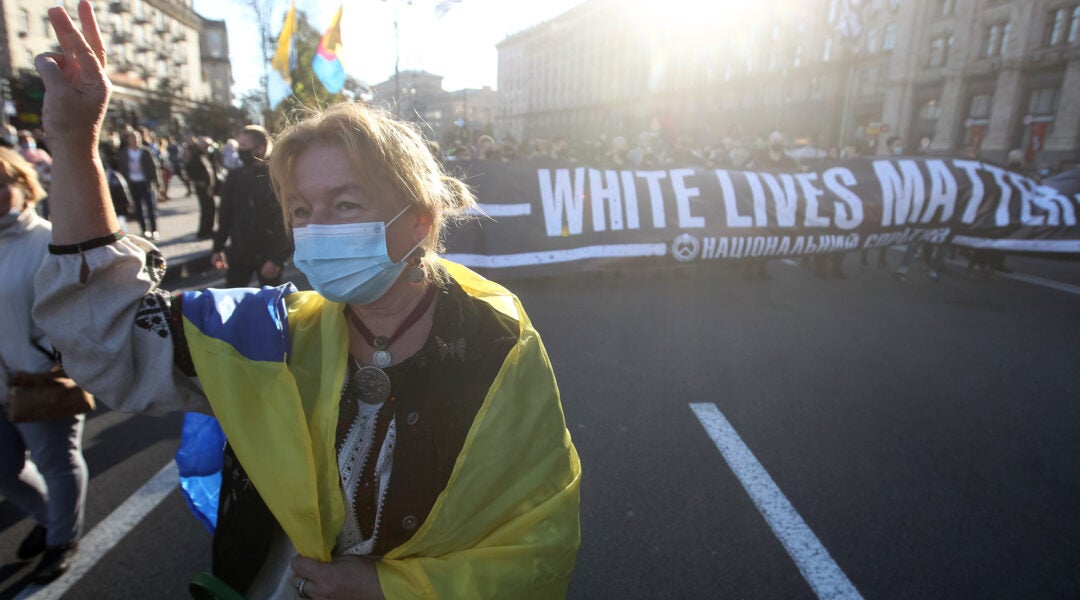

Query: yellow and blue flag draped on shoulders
[
  {"left": 376, "top": 261, "right": 581, "bottom": 599},
  {"left": 179, "top": 283, "right": 347, "bottom": 560},
  {"left": 176, "top": 259, "right": 580, "bottom": 596}
]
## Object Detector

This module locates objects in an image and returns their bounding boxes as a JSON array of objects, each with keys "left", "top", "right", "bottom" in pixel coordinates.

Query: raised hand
[{"left": 34, "top": 1, "right": 111, "bottom": 149}]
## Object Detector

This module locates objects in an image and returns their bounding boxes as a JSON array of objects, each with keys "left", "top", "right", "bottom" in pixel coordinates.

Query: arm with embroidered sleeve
[{"left": 32, "top": 234, "right": 210, "bottom": 415}]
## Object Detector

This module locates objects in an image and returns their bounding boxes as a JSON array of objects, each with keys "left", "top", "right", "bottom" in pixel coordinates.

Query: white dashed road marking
[
  {"left": 16, "top": 462, "right": 179, "bottom": 600},
  {"left": 690, "top": 403, "right": 863, "bottom": 600}
]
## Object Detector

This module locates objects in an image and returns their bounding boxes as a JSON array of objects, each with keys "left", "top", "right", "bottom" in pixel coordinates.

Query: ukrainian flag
[
  {"left": 268, "top": 1, "right": 297, "bottom": 109},
  {"left": 312, "top": 5, "right": 346, "bottom": 94}
]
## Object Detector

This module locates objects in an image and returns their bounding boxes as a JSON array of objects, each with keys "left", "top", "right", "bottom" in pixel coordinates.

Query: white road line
[
  {"left": 16, "top": 461, "right": 179, "bottom": 600},
  {"left": 992, "top": 270, "right": 1080, "bottom": 296},
  {"left": 690, "top": 403, "right": 863, "bottom": 600},
  {"left": 937, "top": 257, "right": 1080, "bottom": 297},
  {"left": 781, "top": 258, "right": 800, "bottom": 267}
]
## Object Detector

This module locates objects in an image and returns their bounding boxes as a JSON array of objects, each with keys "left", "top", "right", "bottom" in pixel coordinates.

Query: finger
[
  {"left": 48, "top": 7, "right": 101, "bottom": 75},
  {"left": 34, "top": 52, "right": 67, "bottom": 90},
  {"left": 290, "top": 555, "right": 322, "bottom": 579},
  {"left": 77, "top": 0, "right": 107, "bottom": 69}
]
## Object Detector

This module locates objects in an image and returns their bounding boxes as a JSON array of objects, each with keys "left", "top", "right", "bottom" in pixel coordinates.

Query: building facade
[
  {"left": 0, "top": 0, "right": 232, "bottom": 132},
  {"left": 496, "top": 0, "right": 1080, "bottom": 168},
  {"left": 199, "top": 16, "right": 232, "bottom": 107},
  {"left": 372, "top": 69, "right": 496, "bottom": 144}
]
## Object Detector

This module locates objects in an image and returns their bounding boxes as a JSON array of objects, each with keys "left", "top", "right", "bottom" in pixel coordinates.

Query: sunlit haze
[{"left": 192, "top": 0, "right": 585, "bottom": 99}]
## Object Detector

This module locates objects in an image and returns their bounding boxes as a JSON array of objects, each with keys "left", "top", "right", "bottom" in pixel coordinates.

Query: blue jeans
[
  {"left": 129, "top": 180, "right": 158, "bottom": 234},
  {"left": 0, "top": 410, "right": 88, "bottom": 546}
]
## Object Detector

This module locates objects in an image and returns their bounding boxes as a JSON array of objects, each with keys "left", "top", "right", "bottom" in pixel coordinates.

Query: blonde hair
[
  {"left": 0, "top": 147, "right": 46, "bottom": 208},
  {"left": 269, "top": 103, "right": 476, "bottom": 279}
]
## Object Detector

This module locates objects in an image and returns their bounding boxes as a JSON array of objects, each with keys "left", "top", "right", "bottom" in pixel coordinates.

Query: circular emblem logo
[{"left": 671, "top": 233, "right": 700, "bottom": 263}]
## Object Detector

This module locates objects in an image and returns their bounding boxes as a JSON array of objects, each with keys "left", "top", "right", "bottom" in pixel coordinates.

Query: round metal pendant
[
  {"left": 353, "top": 366, "right": 391, "bottom": 405},
  {"left": 371, "top": 349, "right": 392, "bottom": 369}
]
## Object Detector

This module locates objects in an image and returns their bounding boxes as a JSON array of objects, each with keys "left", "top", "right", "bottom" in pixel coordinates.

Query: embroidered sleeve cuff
[{"left": 48, "top": 230, "right": 125, "bottom": 255}]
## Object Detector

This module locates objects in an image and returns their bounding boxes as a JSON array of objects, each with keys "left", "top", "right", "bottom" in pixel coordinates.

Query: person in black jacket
[
  {"left": 99, "top": 144, "right": 134, "bottom": 232},
  {"left": 211, "top": 126, "right": 292, "bottom": 287},
  {"left": 184, "top": 136, "right": 217, "bottom": 239},
  {"left": 116, "top": 130, "right": 161, "bottom": 240}
]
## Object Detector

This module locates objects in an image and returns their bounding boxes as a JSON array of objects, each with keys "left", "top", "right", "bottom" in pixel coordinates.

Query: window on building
[
  {"left": 969, "top": 93, "right": 992, "bottom": 118},
  {"left": 867, "top": 28, "right": 879, "bottom": 53},
  {"left": 883, "top": 23, "right": 896, "bottom": 50},
  {"left": 823, "top": 37, "right": 833, "bottom": 62},
  {"left": 918, "top": 98, "right": 941, "bottom": 120},
  {"left": 928, "top": 36, "right": 946, "bottom": 66},
  {"left": 828, "top": 0, "right": 840, "bottom": 23},
  {"left": 1028, "top": 87, "right": 1058, "bottom": 115},
  {"left": 940, "top": 0, "right": 955, "bottom": 16},
  {"left": 1047, "top": 7, "right": 1069, "bottom": 45},
  {"left": 18, "top": 9, "right": 30, "bottom": 34},
  {"left": 984, "top": 22, "right": 1010, "bottom": 57},
  {"left": 1070, "top": 6, "right": 1080, "bottom": 43},
  {"left": 43, "top": 16, "right": 51, "bottom": 36}
]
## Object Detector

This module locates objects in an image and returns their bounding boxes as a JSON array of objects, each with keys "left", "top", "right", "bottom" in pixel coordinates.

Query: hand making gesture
[
  {"left": 35, "top": 0, "right": 118, "bottom": 244},
  {"left": 36, "top": 1, "right": 111, "bottom": 147}
]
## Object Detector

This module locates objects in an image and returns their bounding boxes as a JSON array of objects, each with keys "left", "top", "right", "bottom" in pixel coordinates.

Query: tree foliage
[
  {"left": 142, "top": 79, "right": 186, "bottom": 134},
  {"left": 187, "top": 101, "right": 249, "bottom": 141}
]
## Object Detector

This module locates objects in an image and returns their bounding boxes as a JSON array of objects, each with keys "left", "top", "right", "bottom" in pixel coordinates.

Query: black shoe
[
  {"left": 31, "top": 542, "right": 77, "bottom": 584},
  {"left": 17, "top": 525, "right": 47, "bottom": 561}
]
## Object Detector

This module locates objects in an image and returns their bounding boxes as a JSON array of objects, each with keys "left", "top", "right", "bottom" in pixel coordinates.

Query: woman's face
[
  {"left": 288, "top": 144, "right": 430, "bottom": 262},
  {"left": 0, "top": 173, "right": 26, "bottom": 213}
]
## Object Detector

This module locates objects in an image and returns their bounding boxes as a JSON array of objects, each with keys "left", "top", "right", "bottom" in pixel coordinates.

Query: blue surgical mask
[
  {"left": 0, "top": 209, "right": 23, "bottom": 231},
  {"left": 292, "top": 206, "right": 422, "bottom": 304}
]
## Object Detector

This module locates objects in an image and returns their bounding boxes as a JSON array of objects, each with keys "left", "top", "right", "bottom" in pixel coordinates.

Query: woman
[
  {"left": 116, "top": 129, "right": 162, "bottom": 240},
  {"left": 0, "top": 146, "right": 88, "bottom": 584},
  {"left": 33, "top": 3, "right": 579, "bottom": 599}
]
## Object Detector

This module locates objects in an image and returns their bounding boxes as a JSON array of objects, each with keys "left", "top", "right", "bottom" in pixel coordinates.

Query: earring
[{"left": 407, "top": 248, "right": 426, "bottom": 283}]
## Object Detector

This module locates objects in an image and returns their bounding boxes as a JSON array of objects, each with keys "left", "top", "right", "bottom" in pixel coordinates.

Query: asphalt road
[{"left": 2, "top": 251, "right": 1079, "bottom": 599}]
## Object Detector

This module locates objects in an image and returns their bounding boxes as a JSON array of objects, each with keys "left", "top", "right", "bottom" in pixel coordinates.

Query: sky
[{"left": 191, "top": 0, "right": 585, "bottom": 100}]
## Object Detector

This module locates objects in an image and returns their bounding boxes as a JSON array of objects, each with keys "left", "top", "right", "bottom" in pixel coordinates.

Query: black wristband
[{"left": 48, "top": 230, "right": 126, "bottom": 255}]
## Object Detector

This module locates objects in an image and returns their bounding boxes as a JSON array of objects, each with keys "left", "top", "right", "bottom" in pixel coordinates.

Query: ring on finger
[{"left": 296, "top": 577, "right": 311, "bottom": 599}]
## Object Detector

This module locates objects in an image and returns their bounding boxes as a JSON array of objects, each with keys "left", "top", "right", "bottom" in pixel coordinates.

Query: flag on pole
[
  {"left": 312, "top": 5, "right": 346, "bottom": 94},
  {"left": 434, "top": 0, "right": 462, "bottom": 18},
  {"left": 268, "top": 1, "right": 297, "bottom": 110}
]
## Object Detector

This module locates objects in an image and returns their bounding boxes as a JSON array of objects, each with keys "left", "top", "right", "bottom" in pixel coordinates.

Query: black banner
[{"left": 442, "top": 158, "right": 1080, "bottom": 276}]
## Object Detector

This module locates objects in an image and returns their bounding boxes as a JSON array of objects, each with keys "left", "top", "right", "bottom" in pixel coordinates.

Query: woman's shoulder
[
  {"left": 180, "top": 284, "right": 300, "bottom": 362},
  {"left": 439, "top": 267, "right": 521, "bottom": 348}
]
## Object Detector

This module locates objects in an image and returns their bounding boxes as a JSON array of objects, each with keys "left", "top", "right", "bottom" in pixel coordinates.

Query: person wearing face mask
[
  {"left": 32, "top": 4, "right": 580, "bottom": 599},
  {"left": 16, "top": 130, "right": 52, "bottom": 203},
  {"left": 0, "top": 147, "right": 89, "bottom": 584},
  {"left": 0, "top": 124, "right": 18, "bottom": 149},
  {"left": 211, "top": 125, "right": 292, "bottom": 287}
]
